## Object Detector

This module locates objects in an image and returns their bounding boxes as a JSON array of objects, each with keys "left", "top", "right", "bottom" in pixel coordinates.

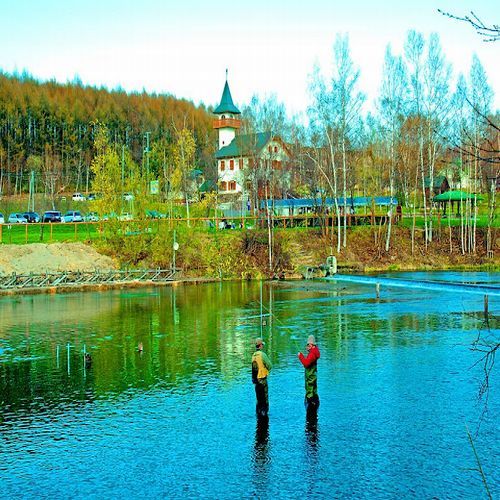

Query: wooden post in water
[
  {"left": 484, "top": 295, "right": 489, "bottom": 319},
  {"left": 67, "top": 343, "right": 71, "bottom": 375},
  {"left": 376, "top": 283, "right": 380, "bottom": 299}
]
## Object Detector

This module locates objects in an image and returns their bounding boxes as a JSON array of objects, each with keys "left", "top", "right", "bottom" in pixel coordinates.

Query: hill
[{"left": 0, "top": 72, "right": 215, "bottom": 196}]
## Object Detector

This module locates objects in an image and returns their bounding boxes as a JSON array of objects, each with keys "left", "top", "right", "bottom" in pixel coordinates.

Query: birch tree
[
  {"left": 422, "top": 33, "right": 452, "bottom": 243},
  {"left": 172, "top": 126, "right": 196, "bottom": 225},
  {"left": 378, "top": 45, "right": 408, "bottom": 251},
  {"left": 309, "top": 35, "right": 365, "bottom": 252},
  {"left": 309, "top": 63, "right": 342, "bottom": 252},
  {"left": 468, "top": 55, "right": 494, "bottom": 252},
  {"left": 404, "top": 31, "right": 425, "bottom": 253},
  {"left": 333, "top": 35, "right": 365, "bottom": 248}
]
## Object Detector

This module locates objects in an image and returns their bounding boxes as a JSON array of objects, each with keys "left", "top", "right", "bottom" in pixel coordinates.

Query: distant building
[
  {"left": 213, "top": 77, "right": 291, "bottom": 201},
  {"left": 484, "top": 164, "right": 500, "bottom": 192},
  {"left": 261, "top": 196, "right": 398, "bottom": 216},
  {"left": 424, "top": 175, "right": 450, "bottom": 198}
]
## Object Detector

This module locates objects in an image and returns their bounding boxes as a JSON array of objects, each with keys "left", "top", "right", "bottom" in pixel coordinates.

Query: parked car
[
  {"left": 22, "top": 211, "right": 41, "bottom": 223},
  {"left": 146, "top": 210, "right": 166, "bottom": 219},
  {"left": 87, "top": 193, "right": 98, "bottom": 201},
  {"left": 118, "top": 212, "right": 133, "bottom": 221},
  {"left": 43, "top": 211, "right": 62, "bottom": 223},
  {"left": 85, "top": 211, "right": 99, "bottom": 222},
  {"left": 0, "top": 213, "right": 5, "bottom": 224},
  {"left": 8, "top": 213, "right": 28, "bottom": 223},
  {"left": 72, "top": 193, "right": 86, "bottom": 202},
  {"left": 63, "top": 211, "right": 84, "bottom": 223}
]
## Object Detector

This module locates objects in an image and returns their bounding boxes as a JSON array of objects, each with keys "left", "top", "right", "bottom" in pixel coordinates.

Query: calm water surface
[{"left": 0, "top": 272, "right": 498, "bottom": 499}]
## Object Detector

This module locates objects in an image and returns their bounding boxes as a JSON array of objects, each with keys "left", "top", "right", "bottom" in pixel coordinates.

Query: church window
[
  {"left": 274, "top": 146, "right": 278, "bottom": 153},
  {"left": 229, "top": 181, "right": 236, "bottom": 190},
  {"left": 230, "top": 160, "right": 234, "bottom": 170},
  {"left": 239, "top": 159, "right": 244, "bottom": 169},
  {"left": 220, "top": 181, "right": 227, "bottom": 191},
  {"left": 220, "top": 160, "right": 225, "bottom": 171}
]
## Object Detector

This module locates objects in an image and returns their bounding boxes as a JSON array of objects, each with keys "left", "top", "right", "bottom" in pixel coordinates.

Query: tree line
[
  {"left": 241, "top": 31, "right": 497, "bottom": 255},
  {"left": 0, "top": 71, "right": 215, "bottom": 199}
]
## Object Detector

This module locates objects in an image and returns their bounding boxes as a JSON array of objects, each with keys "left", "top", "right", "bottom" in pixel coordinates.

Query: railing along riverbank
[
  {"left": 0, "top": 211, "right": 494, "bottom": 245},
  {"left": 0, "top": 212, "right": 402, "bottom": 244}
]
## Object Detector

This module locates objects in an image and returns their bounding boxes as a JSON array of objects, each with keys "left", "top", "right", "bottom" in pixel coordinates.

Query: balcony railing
[{"left": 213, "top": 118, "right": 242, "bottom": 129}]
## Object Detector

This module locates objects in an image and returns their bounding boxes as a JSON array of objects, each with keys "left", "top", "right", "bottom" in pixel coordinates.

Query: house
[
  {"left": 213, "top": 78, "right": 291, "bottom": 202},
  {"left": 484, "top": 164, "right": 500, "bottom": 193},
  {"left": 261, "top": 197, "right": 398, "bottom": 216},
  {"left": 424, "top": 175, "right": 450, "bottom": 198}
]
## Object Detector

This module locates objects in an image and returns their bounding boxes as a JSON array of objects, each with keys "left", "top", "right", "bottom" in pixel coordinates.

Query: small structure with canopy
[{"left": 433, "top": 190, "right": 484, "bottom": 216}]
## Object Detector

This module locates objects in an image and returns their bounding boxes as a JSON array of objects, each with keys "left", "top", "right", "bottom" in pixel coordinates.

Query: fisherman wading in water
[
  {"left": 298, "top": 335, "right": 320, "bottom": 411},
  {"left": 252, "top": 337, "right": 272, "bottom": 418}
]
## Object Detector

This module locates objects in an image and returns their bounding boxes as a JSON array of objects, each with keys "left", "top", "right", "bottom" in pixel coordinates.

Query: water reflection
[
  {"left": 252, "top": 416, "right": 271, "bottom": 493},
  {"left": 305, "top": 409, "right": 319, "bottom": 452},
  {"left": 0, "top": 275, "right": 498, "bottom": 498}
]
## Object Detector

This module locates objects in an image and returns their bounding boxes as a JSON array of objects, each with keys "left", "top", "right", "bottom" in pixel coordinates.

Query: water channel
[{"left": 0, "top": 272, "right": 498, "bottom": 498}]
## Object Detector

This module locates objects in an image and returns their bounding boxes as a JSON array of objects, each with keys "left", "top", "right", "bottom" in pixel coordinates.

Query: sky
[{"left": 1, "top": 0, "right": 499, "bottom": 118}]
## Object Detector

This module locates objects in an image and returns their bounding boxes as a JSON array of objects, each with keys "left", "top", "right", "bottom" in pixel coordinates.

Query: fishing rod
[{"left": 256, "top": 286, "right": 304, "bottom": 353}]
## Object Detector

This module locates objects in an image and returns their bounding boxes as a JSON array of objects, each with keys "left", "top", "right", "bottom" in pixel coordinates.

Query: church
[{"left": 212, "top": 77, "right": 291, "bottom": 202}]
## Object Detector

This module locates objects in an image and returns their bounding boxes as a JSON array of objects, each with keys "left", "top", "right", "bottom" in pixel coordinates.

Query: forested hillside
[{"left": 0, "top": 72, "right": 215, "bottom": 195}]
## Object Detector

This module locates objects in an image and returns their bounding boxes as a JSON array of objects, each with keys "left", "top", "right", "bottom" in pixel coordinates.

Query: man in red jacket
[{"left": 298, "top": 335, "right": 320, "bottom": 411}]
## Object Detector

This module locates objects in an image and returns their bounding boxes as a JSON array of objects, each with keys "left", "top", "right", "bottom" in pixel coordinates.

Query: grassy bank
[{"left": 94, "top": 224, "right": 499, "bottom": 278}]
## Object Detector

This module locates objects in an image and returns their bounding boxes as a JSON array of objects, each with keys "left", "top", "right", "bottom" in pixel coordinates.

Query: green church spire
[{"left": 214, "top": 74, "right": 241, "bottom": 115}]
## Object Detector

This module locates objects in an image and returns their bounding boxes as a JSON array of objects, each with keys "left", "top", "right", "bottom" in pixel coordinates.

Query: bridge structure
[{"left": 0, "top": 268, "right": 180, "bottom": 291}]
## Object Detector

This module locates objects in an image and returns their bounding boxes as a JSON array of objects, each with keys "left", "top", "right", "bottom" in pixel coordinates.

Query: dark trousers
[{"left": 254, "top": 378, "right": 269, "bottom": 417}]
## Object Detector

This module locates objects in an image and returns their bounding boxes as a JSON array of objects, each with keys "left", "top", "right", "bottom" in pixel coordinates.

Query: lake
[{"left": 0, "top": 272, "right": 498, "bottom": 498}]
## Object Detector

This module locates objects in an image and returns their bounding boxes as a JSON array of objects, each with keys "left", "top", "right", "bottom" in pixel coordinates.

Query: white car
[
  {"left": 8, "top": 213, "right": 28, "bottom": 223},
  {"left": 63, "top": 211, "right": 84, "bottom": 223},
  {"left": 72, "top": 193, "right": 86, "bottom": 202},
  {"left": 0, "top": 213, "right": 4, "bottom": 224}
]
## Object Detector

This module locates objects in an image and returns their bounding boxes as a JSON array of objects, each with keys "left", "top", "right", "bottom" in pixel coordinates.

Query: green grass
[
  {"left": 0, "top": 222, "right": 102, "bottom": 244},
  {"left": 399, "top": 214, "right": 498, "bottom": 228},
  {"left": 1, "top": 211, "right": 497, "bottom": 245}
]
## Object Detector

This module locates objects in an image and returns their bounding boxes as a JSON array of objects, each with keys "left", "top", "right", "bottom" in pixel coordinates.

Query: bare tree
[
  {"left": 308, "top": 36, "right": 365, "bottom": 251},
  {"left": 378, "top": 45, "right": 408, "bottom": 251},
  {"left": 438, "top": 9, "right": 500, "bottom": 42},
  {"left": 404, "top": 30, "right": 426, "bottom": 254},
  {"left": 423, "top": 33, "right": 452, "bottom": 243}
]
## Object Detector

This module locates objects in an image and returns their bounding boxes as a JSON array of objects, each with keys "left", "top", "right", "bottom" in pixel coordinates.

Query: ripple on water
[{"left": 0, "top": 276, "right": 498, "bottom": 498}]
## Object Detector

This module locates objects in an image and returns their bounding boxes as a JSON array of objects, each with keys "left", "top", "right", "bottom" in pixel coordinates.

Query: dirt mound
[{"left": 0, "top": 243, "right": 117, "bottom": 275}]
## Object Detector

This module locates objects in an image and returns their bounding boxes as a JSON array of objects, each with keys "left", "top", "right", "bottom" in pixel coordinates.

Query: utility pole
[
  {"left": 121, "top": 145, "right": 125, "bottom": 215},
  {"left": 144, "top": 131, "right": 151, "bottom": 193},
  {"left": 28, "top": 170, "right": 35, "bottom": 211}
]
